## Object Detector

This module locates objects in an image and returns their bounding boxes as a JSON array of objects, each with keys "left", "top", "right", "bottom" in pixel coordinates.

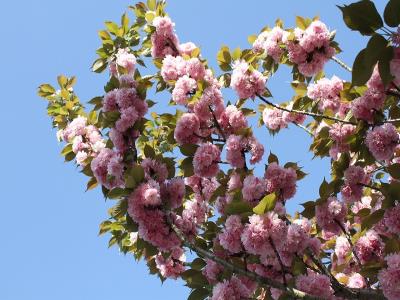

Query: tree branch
[
  {"left": 331, "top": 56, "right": 352, "bottom": 72},
  {"left": 257, "top": 94, "right": 356, "bottom": 125}
]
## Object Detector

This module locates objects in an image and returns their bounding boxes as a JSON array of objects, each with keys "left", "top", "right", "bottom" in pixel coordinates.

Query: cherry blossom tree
[{"left": 38, "top": 0, "right": 400, "bottom": 299}]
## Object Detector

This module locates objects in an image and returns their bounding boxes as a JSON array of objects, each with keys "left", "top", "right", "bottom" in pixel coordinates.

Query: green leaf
[
  {"left": 319, "top": 178, "right": 331, "bottom": 199},
  {"left": 57, "top": 75, "right": 68, "bottom": 88},
  {"left": 225, "top": 194, "right": 252, "bottom": 215},
  {"left": 378, "top": 46, "right": 394, "bottom": 87},
  {"left": 86, "top": 177, "right": 98, "bottom": 191},
  {"left": 121, "top": 13, "right": 129, "bottom": 33},
  {"left": 217, "top": 46, "right": 232, "bottom": 71},
  {"left": 131, "top": 164, "right": 145, "bottom": 183},
  {"left": 295, "top": 16, "right": 309, "bottom": 30},
  {"left": 145, "top": 11, "right": 156, "bottom": 22},
  {"left": 147, "top": 0, "right": 156, "bottom": 10},
  {"left": 92, "top": 58, "right": 107, "bottom": 73},
  {"left": 61, "top": 144, "right": 73, "bottom": 156},
  {"left": 268, "top": 152, "right": 279, "bottom": 164},
  {"left": 105, "top": 21, "right": 120, "bottom": 36},
  {"left": 338, "top": 0, "right": 383, "bottom": 35},
  {"left": 188, "top": 288, "right": 209, "bottom": 300},
  {"left": 231, "top": 47, "right": 241, "bottom": 61},
  {"left": 352, "top": 49, "right": 375, "bottom": 86},
  {"left": 361, "top": 209, "right": 384, "bottom": 230},
  {"left": 180, "top": 157, "right": 194, "bottom": 177},
  {"left": 387, "top": 163, "right": 400, "bottom": 179},
  {"left": 179, "top": 144, "right": 198, "bottom": 157},
  {"left": 384, "top": 0, "right": 400, "bottom": 27},
  {"left": 248, "top": 34, "right": 257, "bottom": 45},
  {"left": 144, "top": 144, "right": 155, "bottom": 158},
  {"left": 253, "top": 193, "right": 277, "bottom": 215},
  {"left": 38, "top": 84, "right": 55, "bottom": 97}
]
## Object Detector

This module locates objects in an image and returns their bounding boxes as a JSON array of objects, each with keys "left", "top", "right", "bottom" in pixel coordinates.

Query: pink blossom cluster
[
  {"left": 203, "top": 259, "right": 223, "bottom": 284},
  {"left": 192, "top": 83, "right": 225, "bottom": 123},
  {"left": 315, "top": 196, "right": 347, "bottom": 236},
  {"left": 334, "top": 235, "right": 351, "bottom": 266},
  {"left": 351, "top": 66, "right": 386, "bottom": 123},
  {"left": 307, "top": 76, "right": 344, "bottom": 113},
  {"left": 61, "top": 116, "right": 105, "bottom": 166},
  {"left": 155, "top": 247, "right": 186, "bottom": 279},
  {"left": 218, "top": 215, "right": 244, "bottom": 254},
  {"left": 193, "top": 143, "right": 221, "bottom": 178},
  {"left": 355, "top": 230, "right": 384, "bottom": 264},
  {"left": 211, "top": 276, "right": 256, "bottom": 300},
  {"left": 383, "top": 204, "right": 400, "bottom": 235},
  {"left": 230, "top": 60, "right": 266, "bottom": 99},
  {"left": 285, "top": 21, "right": 335, "bottom": 77},
  {"left": 264, "top": 162, "right": 297, "bottom": 200},
  {"left": 328, "top": 123, "right": 356, "bottom": 160},
  {"left": 296, "top": 270, "right": 334, "bottom": 299},
  {"left": 226, "top": 134, "right": 264, "bottom": 168},
  {"left": 378, "top": 253, "right": 400, "bottom": 300},
  {"left": 218, "top": 105, "right": 248, "bottom": 134},
  {"left": 141, "top": 158, "right": 169, "bottom": 183},
  {"left": 91, "top": 148, "right": 124, "bottom": 190},
  {"left": 103, "top": 84, "right": 148, "bottom": 134},
  {"left": 127, "top": 179, "right": 186, "bottom": 250},
  {"left": 174, "top": 113, "right": 201, "bottom": 145},
  {"left": 161, "top": 55, "right": 205, "bottom": 82},
  {"left": 242, "top": 175, "right": 267, "bottom": 204},
  {"left": 341, "top": 165, "right": 370, "bottom": 204},
  {"left": 151, "top": 16, "right": 179, "bottom": 58},
  {"left": 365, "top": 123, "right": 399, "bottom": 161},
  {"left": 115, "top": 48, "right": 136, "bottom": 74},
  {"left": 252, "top": 26, "right": 289, "bottom": 62},
  {"left": 241, "top": 212, "right": 287, "bottom": 256},
  {"left": 262, "top": 105, "right": 306, "bottom": 131}
]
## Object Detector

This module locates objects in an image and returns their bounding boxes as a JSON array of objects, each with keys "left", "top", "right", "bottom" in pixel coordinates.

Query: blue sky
[{"left": 0, "top": 1, "right": 386, "bottom": 299}]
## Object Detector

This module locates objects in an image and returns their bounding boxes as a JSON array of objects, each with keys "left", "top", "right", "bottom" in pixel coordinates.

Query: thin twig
[
  {"left": 269, "top": 237, "right": 287, "bottom": 287},
  {"left": 257, "top": 94, "right": 356, "bottom": 125},
  {"left": 209, "top": 105, "right": 226, "bottom": 141},
  {"left": 294, "top": 123, "right": 314, "bottom": 136},
  {"left": 331, "top": 56, "right": 352, "bottom": 72}
]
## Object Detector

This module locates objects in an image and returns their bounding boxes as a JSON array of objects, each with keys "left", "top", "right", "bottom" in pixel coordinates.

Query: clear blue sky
[{"left": 0, "top": 1, "right": 386, "bottom": 299}]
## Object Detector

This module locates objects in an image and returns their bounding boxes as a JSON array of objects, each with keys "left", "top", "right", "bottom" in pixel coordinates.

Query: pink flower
[
  {"left": 253, "top": 27, "right": 289, "bottom": 62},
  {"left": 242, "top": 175, "right": 266, "bottom": 204},
  {"left": 62, "top": 116, "right": 87, "bottom": 141},
  {"left": 115, "top": 48, "right": 136, "bottom": 74},
  {"left": 241, "top": 212, "right": 287, "bottom": 256},
  {"left": 193, "top": 143, "right": 221, "bottom": 178},
  {"left": 211, "top": 276, "right": 255, "bottom": 300},
  {"left": 128, "top": 183, "right": 180, "bottom": 251},
  {"left": 155, "top": 247, "right": 185, "bottom": 279},
  {"left": 264, "top": 162, "right": 297, "bottom": 200},
  {"left": 103, "top": 90, "right": 118, "bottom": 112},
  {"left": 91, "top": 148, "right": 124, "bottom": 190},
  {"left": 351, "top": 89, "right": 386, "bottom": 123},
  {"left": 219, "top": 105, "right": 248, "bottom": 133},
  {"left": 307, "top": 76, "right": 343, "bottom": 113},
  {"left": 296, "top": 270, "right": 334, "bottom": 299},
  {"left": 161, "top": 55, "right": 187, "bottom": 81},
  {"left": 355, "top": 230, "right": 384, "bottom": 264},
  {"left": 335, "top": 236, "right": 351, "bottom": 265},
  {"left": 219, "top": 215, "right": 244, "bottom": 254},
  {"left": 186, "top": 58, "right": 206, "bottom": 80},
  {"left": 178, "top": 42, "right": 197, "bottom": 56},
  {"left": 203, "top": 259, "right": 223, "bottom": 284},
  {"left": 161, "top": 178, "right": 185, "bottom": 209},
  {"left": 141, "top": 158, "right": 168, "bottom": 183},
  {"left": 172, "top": 75, "right": 197, "bottom": 105},
  {"left": 383, "top": 204, "right": 400, "bottom": 235},
  {"left": 378, "top": 253, "right": 400, "bottom": 300},
  {"left": 366, "top": 123, "right": 399, "bottom": 161},
  {"left": 193, "top": 84, "right": 225, "bottom": 122},
  {"left": 262, "top": 108, "right": 288, "bottom": 131},
  {"left": 347, "top": 273, "right": 366, "bottom": 289},
  {"left": 230, "top": 60, "right": 266, "bottom": 99},
  {"left": 315, "top": 197, "right": 347, "bottom": 236},
  {"left": 228, "top": 172, "right": 242, "bottom": 191},
  {"left": 226, "top": 135, "right": 264, "bottom": 168},
  {"left": 151, "top": 16, "right": 179, "bottom": 58},
  {"left": 174, "top": 113, "right": 201, "bottom": 145}
]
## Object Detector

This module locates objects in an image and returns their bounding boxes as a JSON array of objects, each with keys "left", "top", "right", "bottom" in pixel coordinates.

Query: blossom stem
[
  {"left": 331, "top": 56, "right": 352, "bottom": 72},
  {"left": 269, "top": 237, "right": 287, "bottom": 287},
  {"left": 256, "top": 94, "right": 356, "bottom": 125},
  {"left": 334, "top": 219, "right": 363, "bottom": 269},
  {"left": 208, "top": 105, "right": 226, "bottom": 141},
  {"left": 165, "top": 214, "right": 318, "bottom": 300},
  {"left": 294, "top": 123, "right": 314, "bottom": 136}
]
